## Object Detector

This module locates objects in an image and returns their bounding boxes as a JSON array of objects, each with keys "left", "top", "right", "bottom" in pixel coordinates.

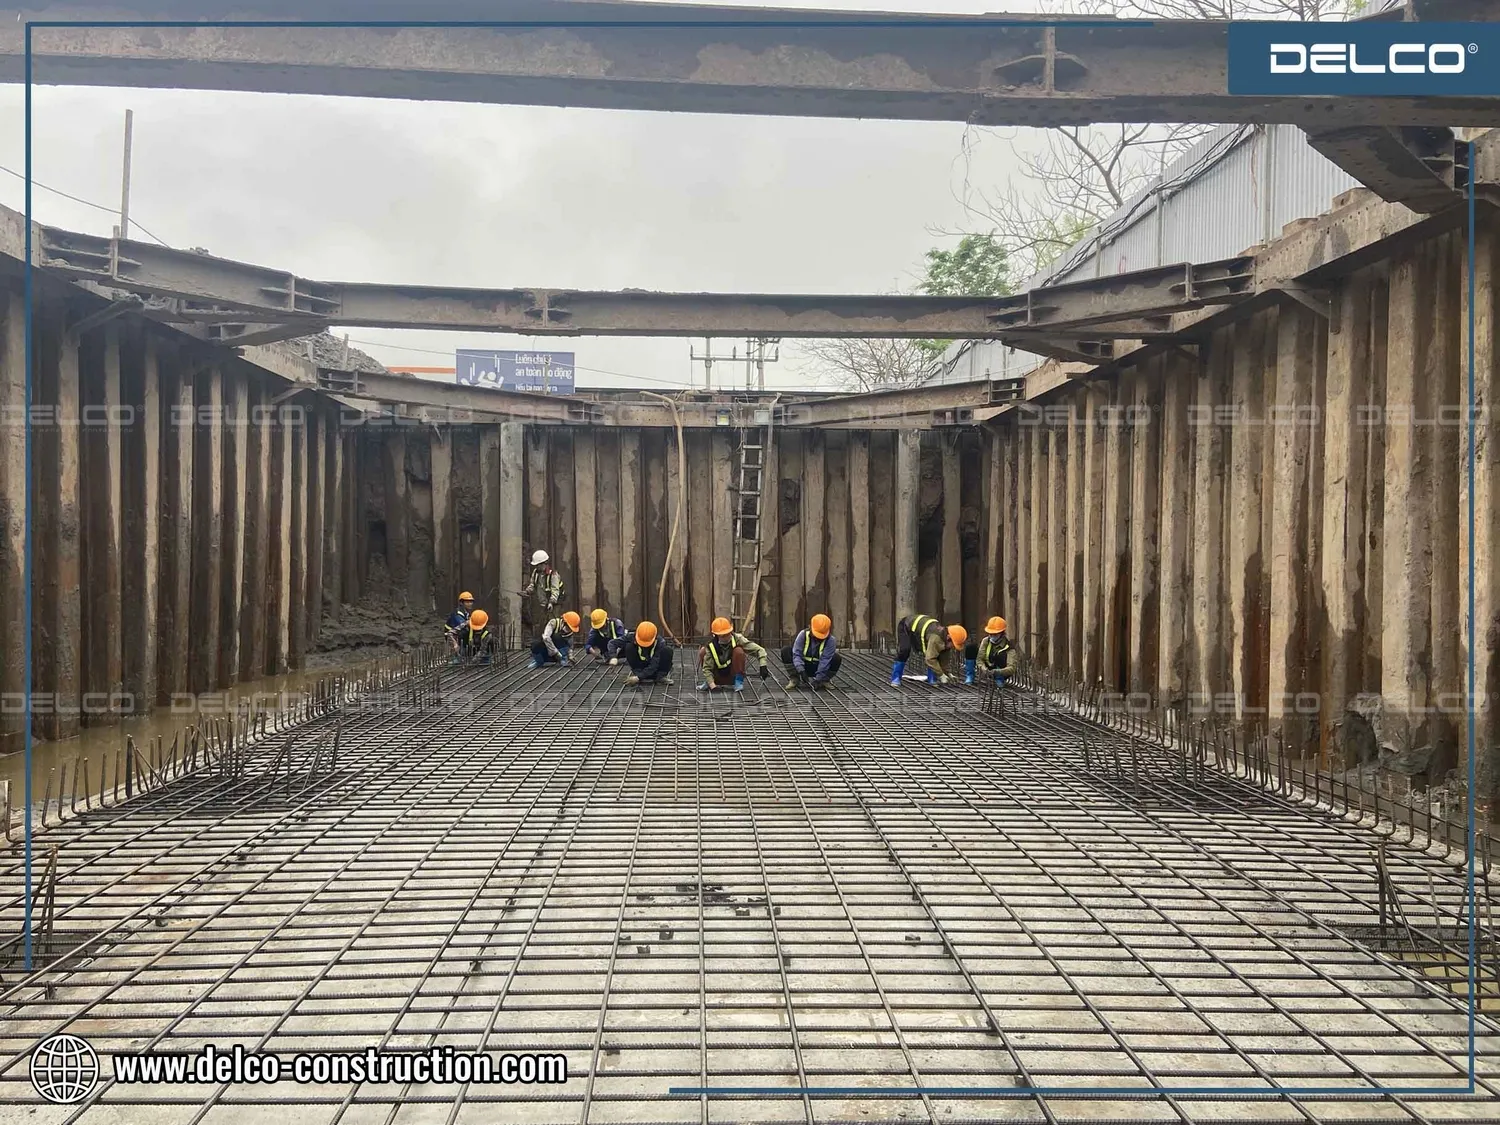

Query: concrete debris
[{"left": 295, "top": 331, "right": 388, "bottom": 375}]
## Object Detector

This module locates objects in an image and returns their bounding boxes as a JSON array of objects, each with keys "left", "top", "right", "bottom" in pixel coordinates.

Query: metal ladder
[{"left": 729, "top": 411, "right": 774, "bottom": 629}]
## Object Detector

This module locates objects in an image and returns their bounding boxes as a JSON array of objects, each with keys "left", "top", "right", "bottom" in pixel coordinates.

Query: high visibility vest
[
  {"left": 607, "top": 619, "right": 626, "bottom": 641},
  {"left": 803, "top": 633, "right": 827, "bottom": 662},
  {"left": 465, "top": 625, "right": 490, "bottom": 647},
  {"left": 910, "top": 614, "right": 939, "bottom": 645},
  {"left": 980, "top": 635, "right": 1009, "bottom": 665},
  {"left": 706, "top": 639, "right": 733, "bottom": 670},
  {"left": 636, "top": 643, "right": 657, "bottom": 662}
]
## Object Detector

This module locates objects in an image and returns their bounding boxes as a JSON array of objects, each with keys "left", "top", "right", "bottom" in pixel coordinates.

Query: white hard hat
[{"left": 530, "top": 549, "right": 549, "bottom": 565}]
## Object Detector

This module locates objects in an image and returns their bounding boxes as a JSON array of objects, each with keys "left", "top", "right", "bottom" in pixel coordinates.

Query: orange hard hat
[
  {"left": 458, "top": 591, "right": 474, "bottom": 602},
  {"left": 986, "top": 615, "right": 1006, "bottom": 635},
  {"left": 562, "top": 611, "right": 581, "bottom": 631},
  {"left": 947, "top": 624, "right": 968, "bottom": 648},
  {"left": 635, "top": 620, "right": 658, "bottom": 646},
  {"left": 590, "top": 608, "right": 608, "bottom": 629},
  {"left": 810, "top": 614, "right": 832, "bottom": 639},
  {"left": 468, "top": 609, "right": 489, "bottom": 629},
  {"left": 711, "top": 616, "right": 733, "bottom": 637}
]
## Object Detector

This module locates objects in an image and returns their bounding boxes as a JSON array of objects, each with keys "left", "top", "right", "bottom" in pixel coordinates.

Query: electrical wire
[{"left": 0, "top": 163, "right": 171, "bottom": 247}]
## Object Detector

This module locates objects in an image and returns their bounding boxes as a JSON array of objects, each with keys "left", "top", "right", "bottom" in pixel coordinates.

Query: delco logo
[{"left": 1268, "top": 41, "right": 1472, "bottom": 75}]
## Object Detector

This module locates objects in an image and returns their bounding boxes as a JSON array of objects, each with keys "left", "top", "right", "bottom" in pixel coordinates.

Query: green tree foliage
[{"left": 918, "top": 233, "right": 1013, "bottom": 298}]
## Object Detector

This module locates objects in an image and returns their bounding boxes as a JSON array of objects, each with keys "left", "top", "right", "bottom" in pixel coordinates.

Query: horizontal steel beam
[
  {"left": 32, "top": 220, "right": 1256, "bottom": 341},
  {"left": 1304, "top": 125, "right": 1466, "bottom": 214},
  {"left": 4, "top": 2, "right": 1497, "bottom": 132}
]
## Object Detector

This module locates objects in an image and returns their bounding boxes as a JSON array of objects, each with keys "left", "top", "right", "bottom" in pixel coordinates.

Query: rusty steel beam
[
  {"left": 1304, "top": 126, "right": 1467, "bottom": 214},
  {"left": 33, "top": 221, "right": 1257, "bottom": 341},
  {"left": 4, "top": 1, "right": 1497, "bottom": 134}
]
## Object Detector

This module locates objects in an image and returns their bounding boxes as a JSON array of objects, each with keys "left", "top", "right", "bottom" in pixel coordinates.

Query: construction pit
[{"left": 6, "top": 0, "right": 1500, "bottom": 1120}]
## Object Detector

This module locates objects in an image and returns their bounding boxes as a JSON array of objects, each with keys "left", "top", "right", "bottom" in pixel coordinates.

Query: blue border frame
[{"left": 18, "top": 16, "right": 1481, "bottom": 1102}]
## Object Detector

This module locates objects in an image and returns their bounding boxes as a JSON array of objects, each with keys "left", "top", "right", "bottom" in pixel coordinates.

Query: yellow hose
[{"left": 640, "top": 391, "right": 686, "bottom": 643}]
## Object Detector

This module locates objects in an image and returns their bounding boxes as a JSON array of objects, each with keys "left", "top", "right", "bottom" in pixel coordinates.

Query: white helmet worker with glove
[{"left": 522, "top": 548, "right": 564, "bottom": 614}]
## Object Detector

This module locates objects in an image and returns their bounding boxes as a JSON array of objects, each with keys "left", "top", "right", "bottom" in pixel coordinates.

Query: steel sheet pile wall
[
  {"left": 0, "top": 283, "right": 349, "bottom": 751},
  {"left": 994, "top": 223, "right": 1500, "bottom": 800}
]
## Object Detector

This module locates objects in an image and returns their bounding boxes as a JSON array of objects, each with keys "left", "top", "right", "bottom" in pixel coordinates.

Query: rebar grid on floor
[{"left": 1, "top": 654, "right": 1498, "bottom": 1124}]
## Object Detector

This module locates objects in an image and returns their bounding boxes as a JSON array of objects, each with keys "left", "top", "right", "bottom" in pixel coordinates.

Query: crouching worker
[
  {"left": 782, "top": 614, "right": 841, "bottom": 689},
  {"left": 968, "top": 616, "right": 1019, "bottom": 685},
  {"left": 891, "top": 614, "right": 965, "bottom": 686},
  {"left": 624, "top": 620, "right": 674, "bottom": 686},
  {"left": 458, "top": 609, "right": 496, "bottom": 664},
  {"left": 529, "top": 610, "right": 582, "bottom": 669},
  {"left": 585, "top": 608, "right": 629, "bottom": 663},
  {"left": 696, "top": 616, "right": 770, "bottom": 693}
]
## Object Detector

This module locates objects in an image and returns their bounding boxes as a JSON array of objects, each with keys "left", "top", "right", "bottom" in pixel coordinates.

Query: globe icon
[{"left": 30, "top": 1034, "right": 99, "bottom": 1104}]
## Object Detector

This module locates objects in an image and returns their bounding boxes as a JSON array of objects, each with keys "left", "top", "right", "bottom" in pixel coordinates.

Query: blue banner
[
  {"left": 1228, "top": 21, "right": 1498, "bottom": 95},
  {"left": 455, "top": 349, "right": 576, "bottom": 394}
]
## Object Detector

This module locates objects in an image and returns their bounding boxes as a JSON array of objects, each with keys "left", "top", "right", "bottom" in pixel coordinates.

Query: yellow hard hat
[
  {"left": 468, "top": 609, "right": 489, "bottom": 629},
  {"left": 635, "top": 620, "right": 658, "bottom": 646},
  {"left": 986, "top": 615, "right": 1006, "bottom": 635},
  {"left": 711, "top": 616, "right": 733, "bottom": 637},
  {"left": 590, "top": 608, "right": 608, "bottom": 629},
  {"left": 810, "top": 614, "right": 832, "bottom": 639},
  {"left": 458, "top": 591, "right": 474, "bottom": 602},
  {"left": 562, "top": 611, "right": 582, "bottom": 631},
  {"left": 947, "top": 624, "right": 968, "bottom": 648}
]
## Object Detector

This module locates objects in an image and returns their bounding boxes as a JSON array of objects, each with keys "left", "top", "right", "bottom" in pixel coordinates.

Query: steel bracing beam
[{"left": 33, "top": 222, "right": 1254, "bottom": 343}]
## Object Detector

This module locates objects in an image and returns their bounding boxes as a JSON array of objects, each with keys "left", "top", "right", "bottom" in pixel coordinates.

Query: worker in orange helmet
[
  {"left": 969, "top": 615, "right": 1019, "bottom": 686},
  {"left": 459, "top": 608, "right": 496, "bottom": 664},
  {"left": 444, "top": 590, "right": 476, "bottom": 656},
  {"left": 623, "top": 620, "right": 675, "bottom": 686},
  {"left": 529, "top": 610, "right": 582, "bottom": 669},
  {"left": 890, "top": 614, "right": 965, "bottom": 685},
  {"left": 696, "top": 616, "right": 769, "bottom": 693},
  {"left": 782, "top": 613, "right": 842, "bottom": 689}
]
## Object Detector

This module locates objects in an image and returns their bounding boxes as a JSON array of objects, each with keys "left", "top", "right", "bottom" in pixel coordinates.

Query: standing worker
[
  {"left": 530, "top": 610, "right": 582, "bottom": 668},
  {"left": 521, "top": 549, "right": 565, "bottom": 624},
  {"left": 623, "top": 620, "right": 675, "bottom": 686},
  {"left": 444, "top": 591, "right": 475, "bottom": 655},
  {"left": 890, "top": 614, "right": 965, "bottom": 685},
  {"left": 969, "top": 616, "right": 1019, "bottom": 686},
  {"left": 585, "top": 608, "right": 630, "bottom": 663},
  {"left": 696, "top": 616, "right": 770, "bottom": 693},
  {"left": 782, "top": 614, "right": 841, "bottom": 689}
]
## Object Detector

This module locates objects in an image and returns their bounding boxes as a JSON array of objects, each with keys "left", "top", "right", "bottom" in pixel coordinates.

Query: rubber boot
[
  {"left": 926, "top": 668, "right": 938, "bottom": 685},
  {"left": 889, "top": 659, "right": 905, "bottom": 686},
  {"left": 964, "top": 658, "right": 976, "bottom": 685},
  {"left": 733, "top": 674, "right": 745, "bottom": 693},
  {"left": 528, "top": 658, "right": 541, "bottom": 670},
  {"left": 696, "top": 681, "right": 711, "bottom": 691}
]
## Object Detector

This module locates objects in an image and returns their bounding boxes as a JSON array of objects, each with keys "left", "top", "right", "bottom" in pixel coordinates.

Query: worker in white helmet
[{"left": 521, "top": 548, "right": 565, "bottom": 623}]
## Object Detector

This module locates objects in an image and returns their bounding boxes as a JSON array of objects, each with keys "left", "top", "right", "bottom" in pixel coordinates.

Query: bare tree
[{"left": 798, "top": 338, "right": 937, "bottom": 392}]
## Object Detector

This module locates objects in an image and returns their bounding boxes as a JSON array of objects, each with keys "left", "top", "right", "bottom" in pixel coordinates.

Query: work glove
[
  {"left": 812, "top": 675, "right": 828, "bottom": 688},
  {"left": 759, "top": 665, "right": 769, "bottom": 680},
  {"left": 626, "top": 675, "right": 640, "bottom": 686},
  {"left": 608, "top": 657, "right": 619, "bottom": 666},
  {"left": 938, "top": 674, "right": 950, "bottom": 685}
]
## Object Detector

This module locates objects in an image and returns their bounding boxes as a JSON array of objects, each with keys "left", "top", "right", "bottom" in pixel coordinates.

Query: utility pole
[
  {"left": 748, "top": 338, "right": 781, "bottom": 390},
  {"left": 116, "top": 109, "right": 134, "bottom": 240},
  {"left": 692, "top": 338, "right": 779, "bottom": 391}
]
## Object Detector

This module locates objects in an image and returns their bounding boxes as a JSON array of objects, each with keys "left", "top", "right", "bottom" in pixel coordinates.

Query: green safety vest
[
  {"left": 980, "top": 635, "right": 1009, "bottom": 665},
  {"left": 803, "top": 633, "right": 827, "bottom": 661},
  {"left": 910, "top": 615, "right": 940, "bottom": 645},
  {"left": 706, "top": 639, "right": 733, "bottom": 670}
]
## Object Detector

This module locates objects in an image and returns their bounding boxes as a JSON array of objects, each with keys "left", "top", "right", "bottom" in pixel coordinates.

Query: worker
[
  {"left": 585, "top": 608, "right": 630, "bottom": 663},
  {"left": 623, "top": 620, "right": 675, "bottom": 686},
  {"left": 444, "top": 591, "right": 476, "bottom": 655},
  {"left": 890, "top": 614, "right": 965, "bottom": 685},
  {"left": 521, "top": 549, "right": 565, "bottom": 620},
  {"left": 529, "top": 610, "right": 582, "bottom": 668},
  {"left": 458, "top": 608, "right": 496, "bottom": 664},
  {"left": 695, "top": 616, "right": 770, "bottom": 693},
  {"left": 782, "top": 613, "right": 841, "bottom": 689},
  {"left": 969, "top": 615, "right": 1019, "bottom": 686}
]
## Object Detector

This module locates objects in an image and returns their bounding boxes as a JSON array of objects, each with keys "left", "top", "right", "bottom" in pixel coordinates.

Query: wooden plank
[
  {"left": 0, "top": 291, "right": 22, "bottom": 751},
  {"left": 869, "top": 431, "right": 896, "bottom": 646},
  {"left": 757, "top": 427, "right": 781, "bottom": 642},
  {"left": 779, "top": 431, "right": 804, "bottom": 641},
  {"left": 619, "top": 429, "right": 643, "bottom": 626},
  {"left": 941, "top": 434, "right": 962, "bottom": 622},
  {"left": 664, "top": 424, "right": 688, "bottom": 639},
  {"left": 1362, "top": 268, "right": 1390, "bottom": 692},
  {"left": 81, "top": 327, "right": 123, "bottom": 725},
  {"left": 848, "top": 432, "right": 871, "bottom": 646},
  {"left": 384, "top": 432, "right": 410, "bottom": 600},
  {"left": 1100, "top": 380, "right": 1133, "bottom": 693},
  {"left": 430, "top": 427, "right": 453, "bottom": 617},
  {"left": 1227, "top": 314, "right": 1269, "bottom": 722},
  {"left": 1468, "top": 220, "right": 1500, "bottom": 799},
  {"left": 218, "top": 372, "right": 248, "bottom": 685},
  {"left": 341, "top": 429, "right": 361, "bottom": 607},
  {"left": 598, "top": 430, "right": 624, "bottom": 617},
  {"left": 550, "top": 430, "right": 577, "bottom": 618},
  {"left": 1015, "top": 423, "right": 1032, "bottom": 657},
  {"left": 1065, "top": 403, "right": 1085, "bottom": 681},
  {"left": 983, "top": 429, "right": 1002, "bottom": 618},
  {"left": 800, "top": 430, "right": 826, "bottom": 627},
  {"left": 573, "top": 428, "right": 600, "bottom": 613},
  {"left": 306, "top": 409, "right": 327, "bottom": 645},
  {"left": 267, "top": 406, "right": 294, "bottom": 674},
  {"left": 1191, "top": 331, "right": 1231, "bottom": 707},
  {"left": 1080, "top": 392, "right": 1106, "bottom": 686},
  {"left": 240, "top": 379, "right": 270, "bottom": 682},
  {"left": 711, "top": 430, "right": 734, "bottom": 621},
  {"left": 916, "top": 435, "right": 940, "bottom": 615},
  {"left": 1029, "top": 420, "right": 1049, "bottom": 664},
  {"left": 1047, "top": 420, "right": 1067, "bottom": 673},
  {"left": 640, "top": 430, "right": 666, "bottom": 631},
  {"left": 157, "top": 350, "right": 192, "bottom": 706},
  {"left": 686, "top": 431, "right": 714, "bottom": 638},
  {"left": 188, "top": 364, "right": 223, "bottom": 693},
  {"left": 324, "top": 412, "right": 345, "bottom": 621},
  {"left": 477, "top": 425, "right": 500, "bottom": 609},
  {"left": 1002, "top": 422, "right": 1019, "bottom": 629},
  {"left": 824, "top": 431, "right": 850, "bottom": 636},
  {"left": 1127, "top": 363, "right": 1163, "bottom": 698},
  {"left": 120, "top": 330, "right": 159, "bottom": 715},
  {"left": 1426, "top": 234, "right": 1462, "bottom": 775}
]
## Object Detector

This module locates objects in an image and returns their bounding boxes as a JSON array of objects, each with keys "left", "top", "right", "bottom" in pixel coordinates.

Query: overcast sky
[{"left": 0, "top": 0, "right": 1054, "bottom": 390}]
